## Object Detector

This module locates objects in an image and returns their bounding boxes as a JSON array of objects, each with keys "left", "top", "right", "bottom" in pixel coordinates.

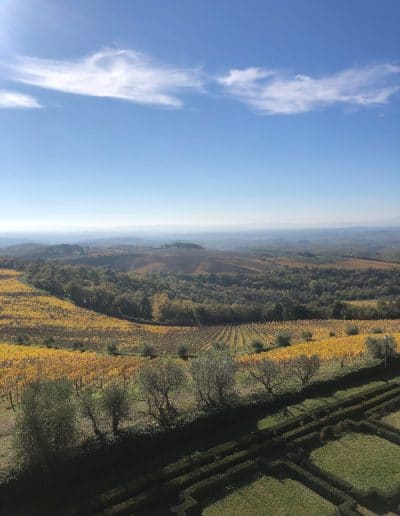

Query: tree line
[{"left": 3, "top": 258, "right": 400, "bottom": 326}]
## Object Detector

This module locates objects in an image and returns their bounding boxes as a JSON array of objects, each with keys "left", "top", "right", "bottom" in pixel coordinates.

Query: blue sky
[{"left": 0, "top": 0, "right": 399, "bottom": 231}]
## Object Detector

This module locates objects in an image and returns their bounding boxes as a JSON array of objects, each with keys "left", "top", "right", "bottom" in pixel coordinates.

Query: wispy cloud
[
  {"left": 217, "top": 64, "right": 400, "bottom": 114},
  {"left": 0, "top": 89, "right": 41, "bottom": 108},
  {"left": 6, "top": 48, "right": 204, "bottom": 108}
]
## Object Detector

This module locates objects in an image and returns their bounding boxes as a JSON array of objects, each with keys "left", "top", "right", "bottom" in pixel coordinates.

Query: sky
[{"left": 0, "top": 0, "right": 399, "bottom": 232}]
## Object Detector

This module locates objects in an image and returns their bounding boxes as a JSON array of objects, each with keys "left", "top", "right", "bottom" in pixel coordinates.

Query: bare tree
[
  {"left": 291, "top": 354, "right": 321, "bottom": 386},
  {"left": 191, "top": 350, "right": 236, "bottom": 408},
  {"left": 248, "top": 358, "right": 285, "bottom": 397},
  {"left": 138, "top": 359, "right": 186, "bottom": 426}
]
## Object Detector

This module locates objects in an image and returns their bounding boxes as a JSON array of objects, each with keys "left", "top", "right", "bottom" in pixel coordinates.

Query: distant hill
[{"left": 3, "top": 243, "right": 86, "bottom": 260}]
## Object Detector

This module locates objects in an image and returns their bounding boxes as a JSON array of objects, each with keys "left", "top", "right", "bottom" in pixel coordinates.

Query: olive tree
[
  {"left": 275, "top": 331, "right": 291, "bottom": 347},
  {"left": 13, "top": 379, "right": 77, "bottom": 469},
  {"left": 365, "top": 335, "right": 396, "bottom": 362},
  {"left": 191, "top": 350, "right": 236, "bottom": 408},
  {"left": 102, "top": 382, "right": 130, "bottom": 437},
  {"left": 80, "top": 386, "right": 105, "bottom": 442},
  {"left": 138, "top": 359, "right": 186, "bottom": 426}
]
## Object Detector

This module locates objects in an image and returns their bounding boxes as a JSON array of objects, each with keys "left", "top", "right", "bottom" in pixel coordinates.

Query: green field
[
  {"left": 311, "top": 433, "right": 400, "bottom": 495},
  {"left": 202, "top": 476, "right": 334, "bottom": 516},
  {"left": 257, "top": 380, "right": 386, "bottom": 430},
  {"left": 382, "top": 410, "right": 400, "bottom": 430}
]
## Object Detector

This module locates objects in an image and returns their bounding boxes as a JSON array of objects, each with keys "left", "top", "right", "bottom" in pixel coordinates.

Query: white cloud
[
  {"left": 7, "top": 48, "right": 204, "bottom": 107},
  {"left": 0, "top": 89, "right": 41, "bottom": 108},
  {"left": 217, "top": 64, "right": 400, "bottom": 114}
]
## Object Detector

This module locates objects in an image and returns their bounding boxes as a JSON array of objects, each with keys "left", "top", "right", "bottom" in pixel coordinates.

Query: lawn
[
  {"left": 202, "top": 476, "right": 334, "bottom": 516},
  {"left": 257, "top": 380, "right": 385, "bottom": 430},
  {"left": 311, "top": 433, "right": 400, "bottom": 495},
  {"left": 382, "top": 410, "right": 400, "bottom": 430}
]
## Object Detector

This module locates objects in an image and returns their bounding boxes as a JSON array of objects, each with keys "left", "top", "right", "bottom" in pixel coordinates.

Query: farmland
[
  {"left": 0, "top": 343, "right": 144, "bottom": 407},
  {"left": 3, "top": 268, "right": 400, "bottom": 356},
  {"left": 2, "top": 269, "right": 400, "bottom": 514},
  {"left": 0, "top": 269, "right": 183, "bottom": 351}
]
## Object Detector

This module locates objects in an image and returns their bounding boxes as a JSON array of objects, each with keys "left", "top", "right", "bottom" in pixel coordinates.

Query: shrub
[
  {"left": 13, "top": 379, "right": 77, "bottom": 469},
  {"left": 177, "top": 344, "right": 189, "bottom": 361},
  {"left": 251, "top": 340, "right": 265, "bottom": 353},
  {"left": 372, "top": 327, "right": 383, "bottom": 334},
  {"left": 107, "top": 342, "right": 118, "bottom": 355},
  {"left": 213, "top": 341, "right": 227, "bottom": 351},
  {"left": 138, "top": 359, "right": 186, "bottom": 426},
  {"left": 290, "top": 354, "right": 321, "bottom": 386},
  {"left": 275, "top": 331, "right": 292, "bottom": 347},
  {"left": 365, "top": 335, "right": 396, "bottom": 360},
  {"left": 346, "top": 325, "right": 359, "bottom": 336},
  {"left": 191, "top": 350, "right": 236, "bottom": 408},
  {"left": 17, "top": 335, "right": 30, "bottom": 345},
  {"left": 44, "top": 336, "right": 55, "bottom": 348},
  {"left": 102, "top": 382, "right": 130, "bottom": 437},
  {"left": 301, "top": 330, "right": 313, "bottom": 342},
  {"left": 142, "top": 343, "right": 156, "bottom": 358},
  {"left": 72, "top": 340, "right": 85, "bottom": 351}
]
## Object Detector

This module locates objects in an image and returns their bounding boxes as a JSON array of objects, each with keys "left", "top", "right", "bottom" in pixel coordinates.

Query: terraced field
[
  {"left": 73, "top": 378, "right": 400, "bottom": 516},
  {"left": 203, "top": 476, "right": 334, "bottom": 515},
  {"left": 311, "top": 433, "right": 400, "bottom": 496}
]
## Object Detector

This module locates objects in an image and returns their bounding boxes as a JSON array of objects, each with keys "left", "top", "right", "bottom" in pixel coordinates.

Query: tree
[
  {"left": 138, "top": 359, "right": 186, "bottom": 426},
  {"left": 346, "top": 325, "right": 359, "bottom": 336},
  {"left": 102, "top": 382, "right": 130, "bottom": 437},
  {"left": 301, "top": 330, "right": 313, "bottom": 342},
  {"left": 331, "top": 301, "right": 345, "bottom": 319},
  {"left": 365, "top": 335, "right": 396, "bottom": 363},
  {"left": 291, "top": 354, "right": 321, "bottom": 386},
  {"left": 151, "top": 293, "right": 170, "bottom": 321},
  {"left": 142, "top": 343, "right": 156, "bottom": 358},
  {"left": 107, "top": 342, "right": 118, "bottom": 355},
  {"left": 13, "top": 379, "right": 77, "bottom": 469},
  {"left": 191, "top": 350, "right": 236, "bottom": 408},
  {"left": 80, "top": 386, "right": 105, "bottom": 443},
  {"left": 251, "top": 340, "right": 265, "bottom": 353},
  {"left": 249, "top": 358, "right": 285, "bottom": 397},
  {"left": 177, "top": 344, "right": 189, "bottom": 360},
  {"left": 275, "top": 331, "right": 291, "bottom": 347}
]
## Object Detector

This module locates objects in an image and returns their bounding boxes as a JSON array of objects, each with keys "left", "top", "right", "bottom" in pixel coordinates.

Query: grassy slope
[
  {"left": 311, "top": 433, "right": 400, "bottom": 495},
  {"left": 203, "top": 476, "right": 334, "bottom": 516},
  {"left": 382, "top": 410, "right": 400, "bottom": 429},
  {"left": 257, "top": 380, "right": 386, "bottom": 429}
]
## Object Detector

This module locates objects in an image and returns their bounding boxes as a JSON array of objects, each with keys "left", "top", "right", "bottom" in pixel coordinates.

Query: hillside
[
  {"left": 0, "top": 269, "right": 183, "bottom": 351},
  {"left": 60, "top": 248, "right": 400, "bottom": 273}
]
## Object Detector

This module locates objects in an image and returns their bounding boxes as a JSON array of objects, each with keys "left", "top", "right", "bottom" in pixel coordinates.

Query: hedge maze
[{"left": 86, "top": 380, "right": 400, "bottom": 515}]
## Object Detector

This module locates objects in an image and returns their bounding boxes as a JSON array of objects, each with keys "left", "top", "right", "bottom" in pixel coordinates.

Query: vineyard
[
  {"left": 2, "top": 269, "right": 400, "bottom": 356},
  {"left": 158, "top": 319, "right": 400, "bottom": 355},
  {"left": 237, "top": 333, "right": 400, "bottom": 366},
  {"left": 0, "top": 342, "right": 145, "bottom": 407},
  {"left": 0, "top": 269, "right": 183, "bottom": 351}
]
